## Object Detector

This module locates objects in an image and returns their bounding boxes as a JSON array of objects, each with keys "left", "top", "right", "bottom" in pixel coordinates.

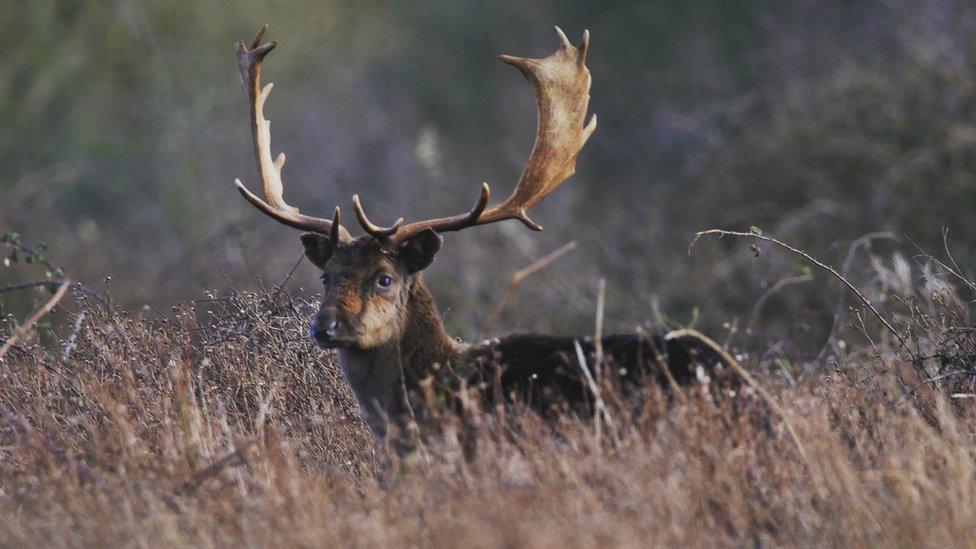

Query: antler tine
[
  {"left": 250, "top": 23, "right": 268, "bottom": 50},
  {"left": 383, "top": 27, "right": 595, "bottom": 243},
  {"left": 234, "top": 25, "right": 350, "bottom": 240},
  {"left": 330, "top": 206, "right": 343, "bottom": 244},
  {"left": 234, "top": 179, "right": 339, "bottom": 234},
  {"left": 554, "top": 26, "right": 572, "bottom": 50},
  {"left": 235, "top": 26, "right": 593, "bottom": 246},
  {"left": 352, "top": 195, "right": 405, "bottom": 238},
  {"left": 579, "top": 29, "right": 590, "bottom": 65},
  {"left": 484, "top": 26, "right": 597, "bottom": 224}
]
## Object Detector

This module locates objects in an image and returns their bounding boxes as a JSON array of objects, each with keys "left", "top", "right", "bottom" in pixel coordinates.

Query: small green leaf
[{"left": 750, "top": 226, "right": 763, "bottom": 236}]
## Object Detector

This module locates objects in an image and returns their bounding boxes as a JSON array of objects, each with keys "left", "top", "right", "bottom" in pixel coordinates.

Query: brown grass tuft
[{"left": 0, "top": 278, "right": 974, "bottom": 546}]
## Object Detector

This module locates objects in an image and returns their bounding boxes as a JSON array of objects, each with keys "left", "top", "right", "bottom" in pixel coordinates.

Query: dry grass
[
  {"left": 4, "top": 3, "right": 976, "bottom": 545},
  {"left": 0, "top": 278, "right": 975, "bottom": 548}
]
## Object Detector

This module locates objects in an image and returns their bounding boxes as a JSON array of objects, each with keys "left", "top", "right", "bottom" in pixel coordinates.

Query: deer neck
[{"left": 335, "top": 277, "right": 461, "bottom": 438}]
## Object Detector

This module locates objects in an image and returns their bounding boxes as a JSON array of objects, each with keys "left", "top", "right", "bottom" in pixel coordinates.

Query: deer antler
[
  {"left": 354, "top": 26, "right": 596, "bottom": 243},
  {"left": 234, "top": 25, "right": 350, "bottom": 241}
]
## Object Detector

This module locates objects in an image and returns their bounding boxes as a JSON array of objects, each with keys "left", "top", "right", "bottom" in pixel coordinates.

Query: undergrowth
[{"left": 0, "top": 231, "right": 974, "bottom": 546}]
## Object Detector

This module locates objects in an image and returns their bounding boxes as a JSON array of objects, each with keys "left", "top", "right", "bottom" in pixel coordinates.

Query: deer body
[
  {"left": 232, "top": 25, "right": 733, "bottom": 442},
  {"left": 321, "top": 269, "right": 725, "bottom": 439}
]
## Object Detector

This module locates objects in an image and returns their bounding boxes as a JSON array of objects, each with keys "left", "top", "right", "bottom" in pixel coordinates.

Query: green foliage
[{"left": 3, "top": 238, "right": 54, "bottom": 273}]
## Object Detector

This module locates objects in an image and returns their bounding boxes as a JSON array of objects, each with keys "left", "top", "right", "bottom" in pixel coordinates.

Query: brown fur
[
  {"left": 303, "top": 233, "right": 734, "bottom": 441},
  {"left": 238, "top": 26, "right": 732, "bottom": 444}
]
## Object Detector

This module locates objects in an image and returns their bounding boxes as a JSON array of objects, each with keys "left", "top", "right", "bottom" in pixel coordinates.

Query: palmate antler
[
  {"left": 233, "top": 25, "right": 351, "bottom": 243},
  {"left": 355, "top": 26, "right": 596, "bottom": 243},
  {"left": 234, "top": 25, "right": 595, "bottom": 245}
]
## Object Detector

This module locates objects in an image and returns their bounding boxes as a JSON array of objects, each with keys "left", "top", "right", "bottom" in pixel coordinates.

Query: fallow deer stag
[{"left": 234, "top": 25, "right": 735, "bottom": 440}]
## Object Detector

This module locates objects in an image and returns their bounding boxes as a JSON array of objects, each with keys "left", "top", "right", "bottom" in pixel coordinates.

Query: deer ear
[
  {"left": 399, "top": 228, "right": 442, "bottom": 273},
  {"left": 300, "top": 233, "right": 335, "bottom": 269}
]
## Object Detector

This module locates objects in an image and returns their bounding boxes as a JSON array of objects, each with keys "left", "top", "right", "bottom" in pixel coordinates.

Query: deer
[{"left": 233, "top": 25, "right": 736, "bottom": 442}]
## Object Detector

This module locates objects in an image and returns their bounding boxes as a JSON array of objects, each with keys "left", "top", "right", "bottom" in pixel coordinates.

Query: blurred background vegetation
[{"left": 2, "top": 0, "right": 974, "bottom": 354}]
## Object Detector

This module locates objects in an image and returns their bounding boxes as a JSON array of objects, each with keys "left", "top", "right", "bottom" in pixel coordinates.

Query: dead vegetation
[
  {"left": 3, "top": 2, "right": 976, "bottom": 545},
  {"left": 0, "top": 230, "right": 975, "bottom": 547}
]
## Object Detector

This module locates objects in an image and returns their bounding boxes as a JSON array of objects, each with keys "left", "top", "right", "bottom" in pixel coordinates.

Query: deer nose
[
  {"left": 311, "top": 312, "right": 341, "bottom": 343},
  {"left": 323, "top": 320, "right": 340, "bottom": 337}
]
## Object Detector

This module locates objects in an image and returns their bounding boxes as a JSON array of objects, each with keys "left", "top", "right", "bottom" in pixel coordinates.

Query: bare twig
[
  {"left": 593, "top": 278, "right": 606, "bottom": 381},
  {"left": 0, "top": 280, "right": 70, "bottom": 361},
  {"left": 0, "top": 278, "right": 113, "bottom": 315},
  {"left": 894, "top": 370, "right": 976, "bottom": 407},
  {"left": 0, "top": 280, "right": 61, "bottom": 294},
  {"left": 272, "top": 253, "right": 305, "bottom": 300},
  {"left": 481, "top": 241, "right": 576, "bottom": 332},
  {"left": 70, "top": 282, "right": 114, "bottom": 314},
  {"left": 573, "top": 340, "right": 614, "bottom": 444},
  {"left": 937, "top": 227, "right": 976, "bottom": 295},
  {"left": 908, "top": 229, "right": 976, "bottom": 297},
  {"left": 637, "top": 325, "right": 688, "bottom": 405},
  {"left": 62, "top": 310, "right": 86, "bottom": 360},
  {"left": 819, "top": 232, "right": 898, "bottom": 359},
  {"left": 690, "top": 229, "right": 911, "bottom": 355},
  {"left": 746, "top": 273, "right": 814, "bottom": 334}
]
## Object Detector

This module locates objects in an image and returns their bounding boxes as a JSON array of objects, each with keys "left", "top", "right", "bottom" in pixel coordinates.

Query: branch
[
  {"left": 818, "top": 232, "right": 898, "bottom": 359},
  {"left": 746, "top": 273, "right": 814, "bottom": 334},
  {"left": 481, "top": 241, "right": 577, "bottom": 332},
  {"left": 0, "top": 278, "right": 113, "bottom": 317},
  {"left": 0, "top": 280, "right": 61, "bottom": 294},
  {"left": 894, "top": 370, "right": 976, "bottom": 407},
  {"left": 0, "top": 280, "right": 70, "bottom": 361},
  {"left": 690, "top": 229, "right": 911, "bottom": 355},
  {"left": 1, "top": 236, "right": 64, "bottom": 278}
]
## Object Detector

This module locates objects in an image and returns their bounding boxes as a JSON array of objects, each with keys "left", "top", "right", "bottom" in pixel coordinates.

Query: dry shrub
[{"left": 0, "top": 281, "right": 974, "bottom": 547}]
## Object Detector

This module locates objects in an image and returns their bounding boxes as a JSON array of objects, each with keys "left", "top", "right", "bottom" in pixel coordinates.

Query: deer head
[{"left": 234, "top": 25, "right": 596, "bottom": 350}]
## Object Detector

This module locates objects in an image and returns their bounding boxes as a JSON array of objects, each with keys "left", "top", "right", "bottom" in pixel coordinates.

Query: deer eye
[{"left": 376, "top": 274, "right": 393, "bottom": 288}]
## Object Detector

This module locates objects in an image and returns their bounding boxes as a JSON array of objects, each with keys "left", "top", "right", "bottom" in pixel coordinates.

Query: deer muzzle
[{"left": 310, "top": 309, "right": 347, "bottom": 348}]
